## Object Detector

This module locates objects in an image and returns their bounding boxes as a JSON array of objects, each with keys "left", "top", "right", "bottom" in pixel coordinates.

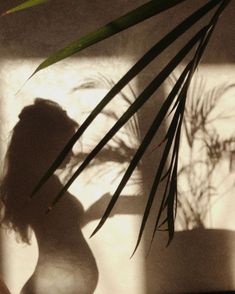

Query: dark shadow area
[
  {"left": 0, "top": 0, "right": 147, "bottom": 59},
  {"left": 0, "top": 0, "right": 234, "bottom": 63},
  {"left": 147, "top": 229, "right": 235, "bottom": 293}
]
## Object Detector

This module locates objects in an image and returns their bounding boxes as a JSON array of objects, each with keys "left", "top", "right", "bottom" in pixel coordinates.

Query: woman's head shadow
[{"left": 14, "top": 98, "right": 77, "bottom": 174}]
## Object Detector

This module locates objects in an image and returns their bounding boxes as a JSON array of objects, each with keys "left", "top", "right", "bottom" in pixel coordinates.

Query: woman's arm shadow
[{"left": 82, "top": 192, "right": 143, "bottom": 228}]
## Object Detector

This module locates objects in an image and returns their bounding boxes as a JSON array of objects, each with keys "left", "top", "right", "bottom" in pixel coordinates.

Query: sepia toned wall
[{"left": 0, "top": 1, "right": 235, "bottom": 293}]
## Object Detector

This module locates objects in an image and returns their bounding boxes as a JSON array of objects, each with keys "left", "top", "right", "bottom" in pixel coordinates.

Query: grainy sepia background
[{"left": 0, "top": 1, "right": 235, "bottom": 293}]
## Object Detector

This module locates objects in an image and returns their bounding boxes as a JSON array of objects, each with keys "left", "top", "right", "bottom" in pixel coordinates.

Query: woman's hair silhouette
[{"left": 1, "top": 98, "right": 78, "bottom": 244}]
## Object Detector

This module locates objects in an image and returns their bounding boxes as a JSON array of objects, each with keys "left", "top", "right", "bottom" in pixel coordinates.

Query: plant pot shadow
[{"left": 146, "top": 229, "right": 235, "bottom": 294}]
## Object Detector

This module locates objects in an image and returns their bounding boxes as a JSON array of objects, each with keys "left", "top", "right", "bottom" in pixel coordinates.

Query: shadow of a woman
[{"left": 1, "top": 99, "right": 98, "bottom": 294}]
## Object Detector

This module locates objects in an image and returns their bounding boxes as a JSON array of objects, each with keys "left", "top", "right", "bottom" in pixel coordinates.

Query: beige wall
[{"left": 0, "top": 1, "right": 235, "bottom": 293}]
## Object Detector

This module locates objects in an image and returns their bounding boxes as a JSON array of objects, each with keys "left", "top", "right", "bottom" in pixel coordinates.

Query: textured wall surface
[{"left": 0, "top": 1, "right": 235, "bottom": 293}]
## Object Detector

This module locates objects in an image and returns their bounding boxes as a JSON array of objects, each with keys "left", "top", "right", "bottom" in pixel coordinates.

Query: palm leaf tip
[{"left": 2, "top": 0, "right": 49, "bottom": 15}]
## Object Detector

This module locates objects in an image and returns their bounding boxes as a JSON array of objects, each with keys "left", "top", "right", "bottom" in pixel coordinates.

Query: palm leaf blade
[{"left": 2, "top": 0, "right": 49, "bottom": 15}]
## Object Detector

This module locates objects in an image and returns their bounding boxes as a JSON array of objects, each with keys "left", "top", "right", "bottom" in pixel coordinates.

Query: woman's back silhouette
[{"left": 1, "top": 99, "right": 98, "bottom": 294}]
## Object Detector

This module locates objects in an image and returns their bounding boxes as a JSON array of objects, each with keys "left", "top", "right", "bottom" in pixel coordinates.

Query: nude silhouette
[{"left": 1, "top": 99, "right": 98, "bottom": 294}]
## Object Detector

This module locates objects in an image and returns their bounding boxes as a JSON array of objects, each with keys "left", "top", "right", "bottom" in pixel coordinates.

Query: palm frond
[
  {"left": 31, "top": 0, "right": 222, "bottom": 198},
  {"left": 48, "top": 25, "right": 208, "bottom": 212}
]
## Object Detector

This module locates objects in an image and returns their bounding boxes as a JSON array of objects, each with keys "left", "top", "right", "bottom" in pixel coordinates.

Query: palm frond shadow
[
  {"left": 64, "top": 76, "right": 141, "bottom": 187},
  {"left": 176, "top": 76, "right": 235, "bottom": 230},
  {"left": 27, "top": 0, "right": 230, "bottom": 252}
]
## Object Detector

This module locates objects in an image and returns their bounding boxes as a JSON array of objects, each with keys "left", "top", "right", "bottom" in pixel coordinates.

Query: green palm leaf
[{"left": 2, "top": 0, "right": 49, "bottom": 15}]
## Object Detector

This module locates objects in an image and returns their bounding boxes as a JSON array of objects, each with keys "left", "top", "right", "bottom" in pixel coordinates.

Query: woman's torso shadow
[{"left": 21, "top": 176, "right": 98, "bottom": 294}]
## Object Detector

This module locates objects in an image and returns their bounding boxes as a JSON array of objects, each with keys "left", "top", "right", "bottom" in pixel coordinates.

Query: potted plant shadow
[{"left": 145, "top": 76, "right": 235, "bottom": 293}]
